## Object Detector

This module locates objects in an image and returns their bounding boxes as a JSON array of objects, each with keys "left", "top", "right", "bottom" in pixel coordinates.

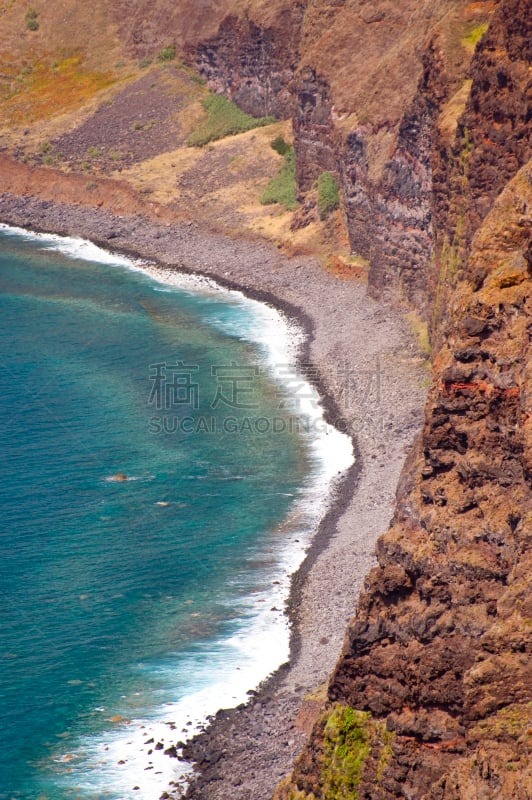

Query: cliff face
[
  {"left": 156, "top": 0, "right": 529, "bottom": 317},
  {"left": 105, "top": 0, "right": 503, "bottom": 308},
  {"left": 431, "top": 0, "right": 532, "bottom": 340},
  {"left": 171, "top": 0, "right": 506, "bottom": 312},
  {"left": 193, "top": 8, "right": 304, "bottom": 119},
  {"left": 276, "top": 160, "right": 531, "bottom": 799},
  {"left": 458, "top": 0, "right": 531, "bottom": 238}
]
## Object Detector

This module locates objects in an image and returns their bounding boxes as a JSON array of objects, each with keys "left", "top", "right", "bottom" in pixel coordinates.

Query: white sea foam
[
  {"left": 139, "top": 260, "right": 353, "bottom": 486},
  {"left": 0, "top": 223, "right": 136, "bottom": 267},
  {"left": 53, "top": 546, "right": 309, "bottom": 799},
  {"left": 2, "top": 224, "right": 354, "bottom": 798},
  {"left": 104, "top": 250, "right": 353, "bottom": 798},
  {"left": 55, "top": 595, "right": 294, "bottom": 798}
]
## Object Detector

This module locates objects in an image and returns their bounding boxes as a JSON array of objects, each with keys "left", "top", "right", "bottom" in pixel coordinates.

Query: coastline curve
[{"left": 0, "top": 194, "right": 428, "bottom": 799}]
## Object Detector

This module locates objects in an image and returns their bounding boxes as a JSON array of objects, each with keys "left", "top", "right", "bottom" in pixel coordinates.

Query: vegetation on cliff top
[
  {"left": 25, "top": 7, "right": 39, "bottom": 31},
  {"left": 1, "top": 54, "right": 116, "bottom": 126}
]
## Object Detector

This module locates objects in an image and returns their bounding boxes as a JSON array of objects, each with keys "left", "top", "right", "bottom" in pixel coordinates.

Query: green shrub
[
  {"left": 138, "top": 57, "right": 152, "bottom": 69},
  {"left": 86, "top": 146, "right": 101, "bottom": 158},
  {"left": 321, "top": 706, "right": 371, "bottom": 799},
  {"left": 25, "top": 8, "right": 39, "bottom": 31},
  {"left": 260, "top": 146, "right": 298, "bottom": 211},
  {"left": 38, "top": 140, "right": 52, "bottom": 154},
  {"left": 187, "top": 93, "right": 276, "bottom": 147},
  {"left": 317, "top": 171, "right": 340, "bottom": 219},
  {"left": 157, "top": 46, "right": 176, "bottom": 63},
  {"left": 271, "top": 135, "right": 290, "bottom": 156}
]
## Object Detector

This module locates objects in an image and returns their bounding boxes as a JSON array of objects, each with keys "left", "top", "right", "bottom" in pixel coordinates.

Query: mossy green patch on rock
[
  {"left": 322, "top": 706, "right": 371, "bottom": 799},
  {"left": 469, "top": 702, "right": 532, "bottom": 744},
  {"left": 317, "top": 171, "right": 340, "bottom": 220},
  {"left": 274, "top": 706, "right": 396, "bottom": 800},
  {"left": 406, "top": 311, "right": 431, "bottom": 358},
  {"left": 462, "top": 23, "right": 489, "bottom": 50}
]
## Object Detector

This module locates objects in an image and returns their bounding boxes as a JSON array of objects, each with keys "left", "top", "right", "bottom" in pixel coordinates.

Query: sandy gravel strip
[{"left": 0, "top": 193, "right": 427, "bottom": 800}]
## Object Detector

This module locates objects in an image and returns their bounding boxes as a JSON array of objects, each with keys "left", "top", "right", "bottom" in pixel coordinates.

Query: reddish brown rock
[{"left": 276, "top": 157, "right": 532, "bottom": 799}]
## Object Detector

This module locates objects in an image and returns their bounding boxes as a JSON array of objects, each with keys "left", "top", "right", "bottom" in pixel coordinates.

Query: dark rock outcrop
[
  {"left": 292, "top": 66, "right": 338, "bottom": 192},
  {"left": 192, "top": 8, "right": 305, "bottom": 119},
  {"left": 459, "top": 0, "right": 532, "bottom": 238},
  {"left": 430, "top": 0, "right": 532, "bottom": 340}
]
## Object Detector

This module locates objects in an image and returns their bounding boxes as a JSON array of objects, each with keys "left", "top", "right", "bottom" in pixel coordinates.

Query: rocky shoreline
[{"left": 0, "top": 192, "right": 427, "bottom": 799}]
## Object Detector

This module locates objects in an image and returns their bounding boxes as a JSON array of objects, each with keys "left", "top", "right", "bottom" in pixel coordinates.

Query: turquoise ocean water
[{"left": 0, "top": 226, "right": 351, "bottom": 799}]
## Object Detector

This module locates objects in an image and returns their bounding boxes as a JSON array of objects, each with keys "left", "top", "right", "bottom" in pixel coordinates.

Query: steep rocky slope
[
  {"left": 272, "top": 0, "right": 532, "bottom": 795},
  {"left": 276, "top": 156, "right": 532, "bottom": 800}
]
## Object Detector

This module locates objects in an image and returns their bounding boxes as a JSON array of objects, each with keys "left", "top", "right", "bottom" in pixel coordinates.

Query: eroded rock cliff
[
  {"left": 158, "top": 0, "right": 529, "bottom": 318},
  {"left": 171, "top": 0, "right": 511, "bottom": 311},
  {"left": 268, "top": 0, "right": 532, "bottom": 794},
  {"left": 275, "top": 157, "right": 531, "bottom": 799}
]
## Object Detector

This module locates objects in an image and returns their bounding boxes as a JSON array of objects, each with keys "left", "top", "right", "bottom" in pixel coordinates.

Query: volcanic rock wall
[
  {"left": 269, "top": 0, "right": 532, "bottom": 794},
  {"left": 192, "top": 9, "right": 304, "bottom": 119},
  {"left": 458, "top": 0, "right": 531, "bottom": 238},
  {"left": 431, "top": 0, "right": 532, "bottom": 339},
  {"left": 275, "top": 155, "right": 532, "bottom": 800}
]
